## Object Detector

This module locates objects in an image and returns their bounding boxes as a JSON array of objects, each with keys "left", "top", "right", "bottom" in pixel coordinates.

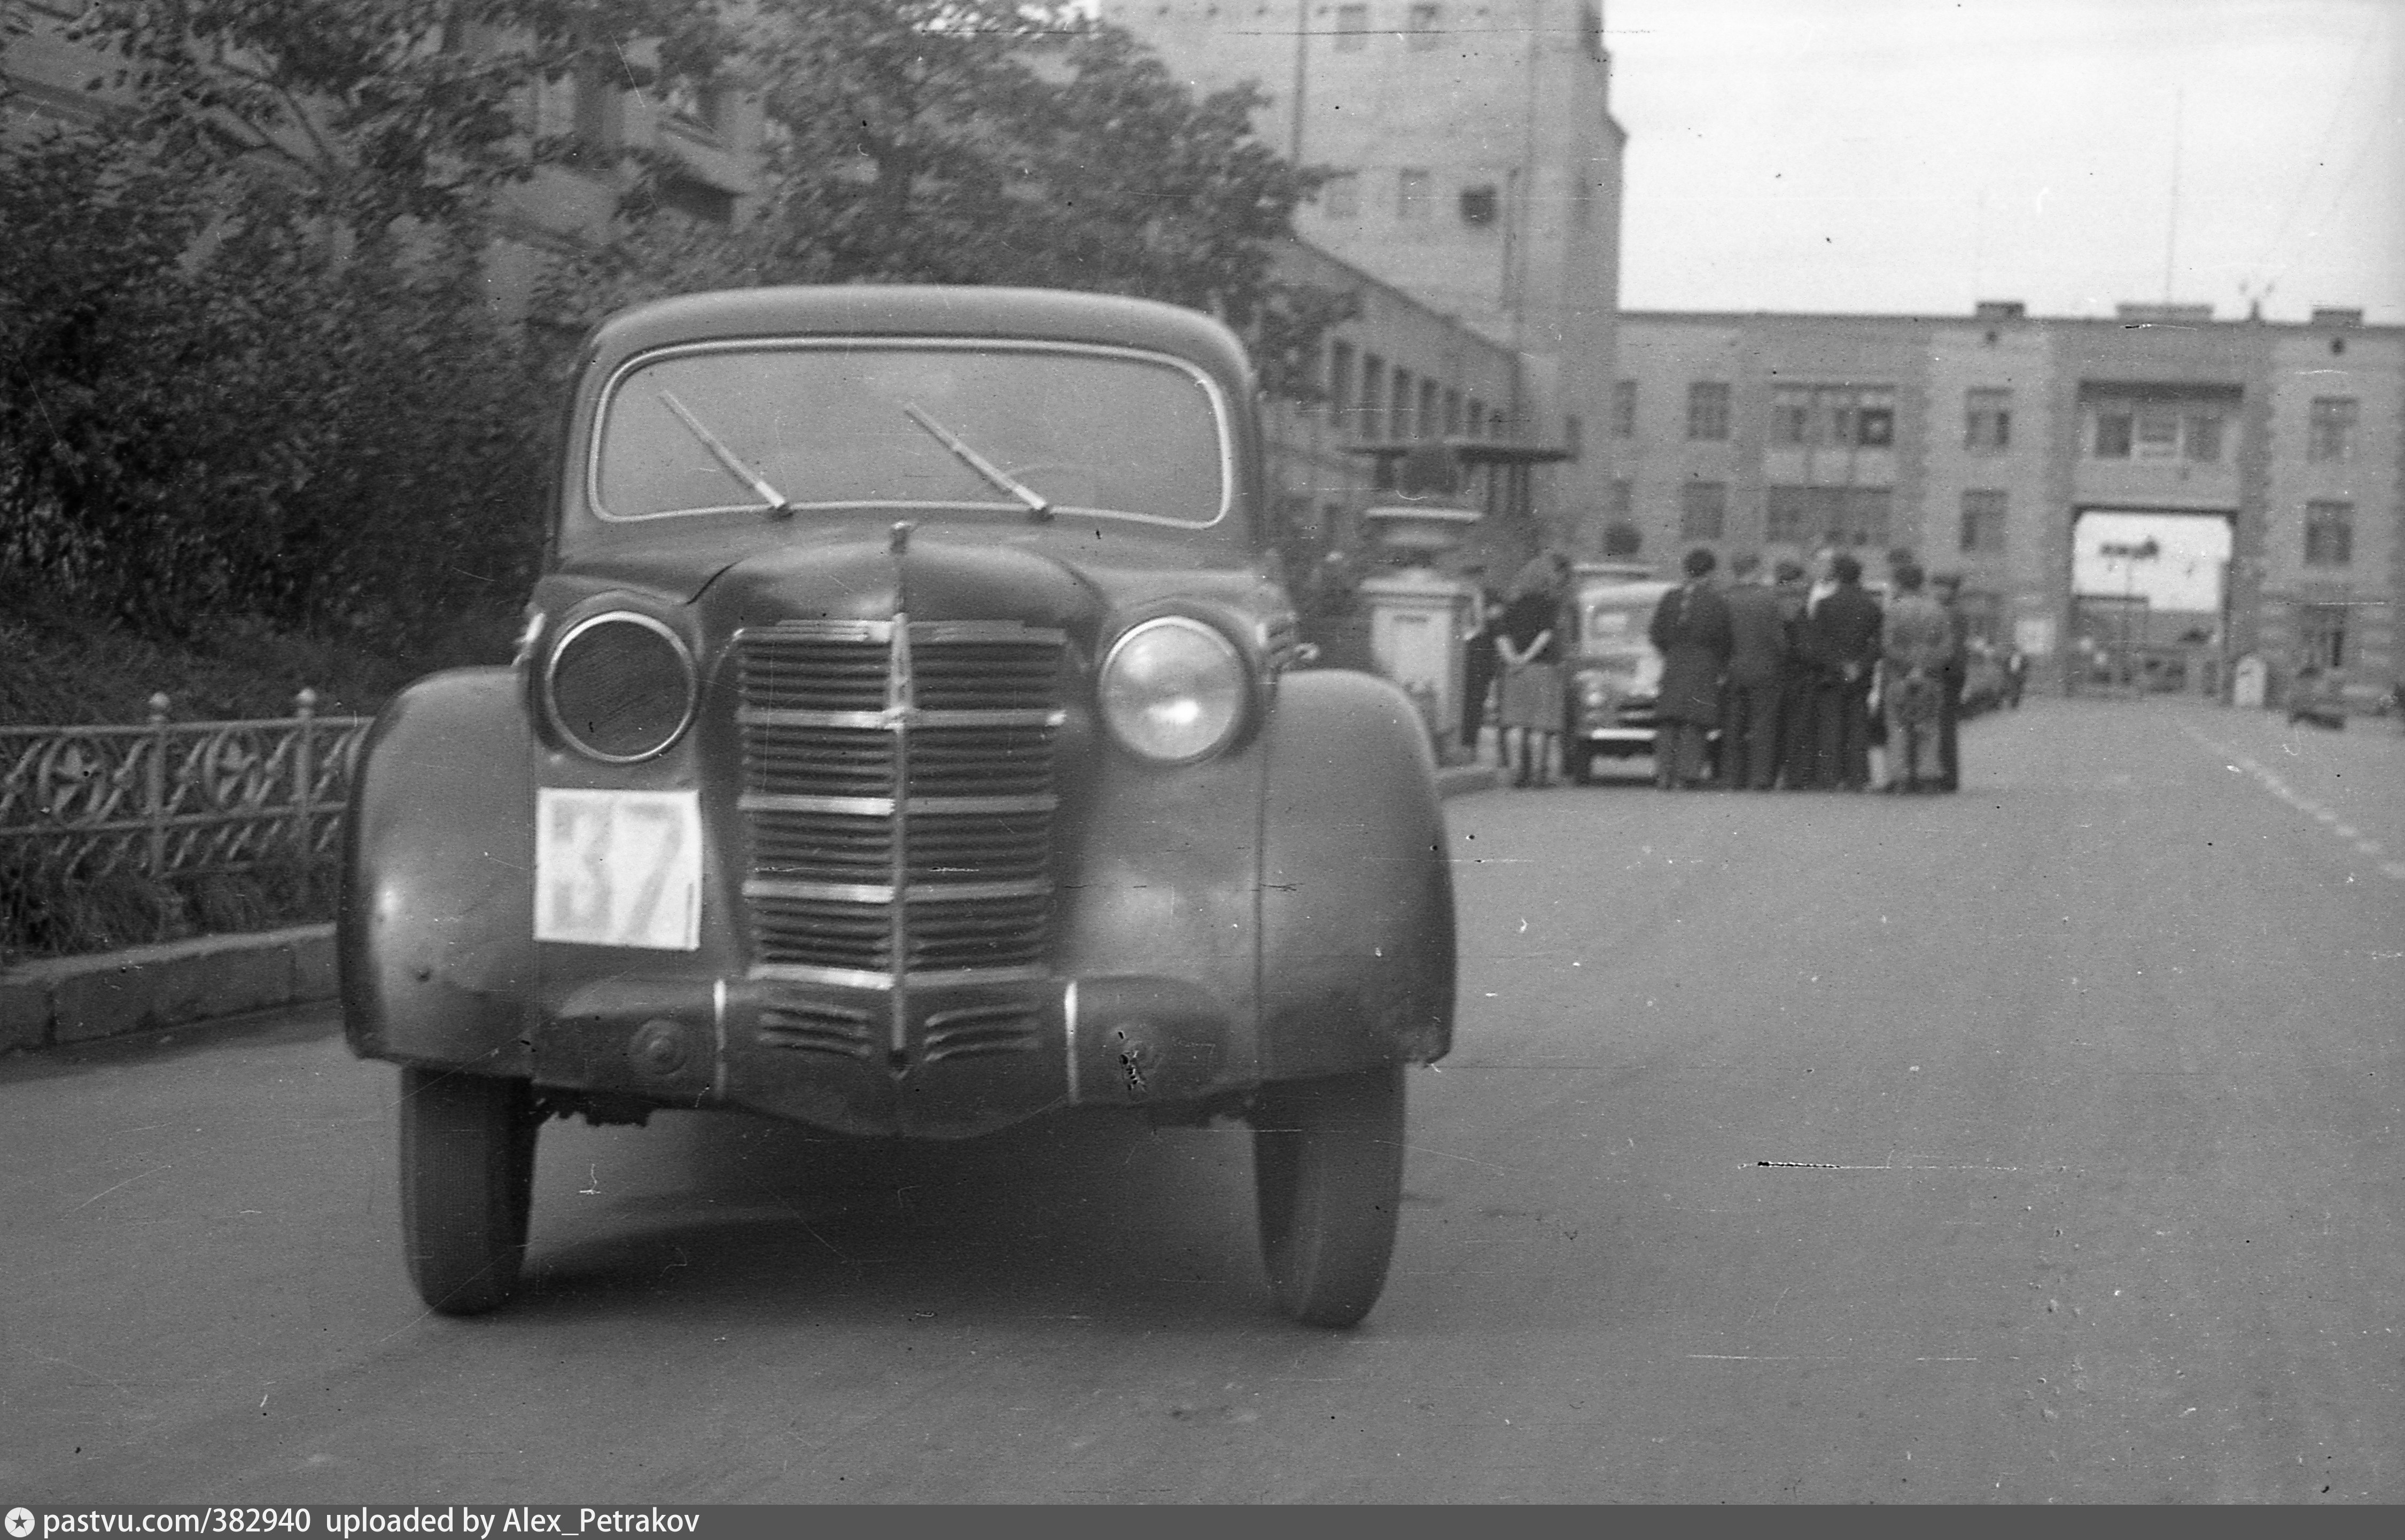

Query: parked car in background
[
  {"left": 1562, "top": 577, "right": 1677, "bottom": 782},
  {"left": 341, "top": 286, "right": 1457, "bottom": 1328}
]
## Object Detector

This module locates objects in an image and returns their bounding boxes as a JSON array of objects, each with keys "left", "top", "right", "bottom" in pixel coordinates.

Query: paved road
[{"left": 5, "top": 698, "right": 2400, "bottom": 1502}]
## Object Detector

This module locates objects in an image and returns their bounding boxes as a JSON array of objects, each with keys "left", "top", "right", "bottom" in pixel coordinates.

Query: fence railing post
[
  {"left": 293, "top": 689, "right": 317, "bottom": 899},
  {"left": 145, "top": 693, "right": 170, "bottom": 882}
]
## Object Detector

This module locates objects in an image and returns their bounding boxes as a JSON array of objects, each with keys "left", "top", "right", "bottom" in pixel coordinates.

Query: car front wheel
[
  {"left": 399, "top": 1067, "right": 540, "bottom": 1315},
  {"left": 1251, "top": 1065, "right": 1406, "bottom": 1328}
]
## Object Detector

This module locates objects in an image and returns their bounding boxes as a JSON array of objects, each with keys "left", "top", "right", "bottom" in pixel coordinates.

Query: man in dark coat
[
  {"left": 1803, "top": 553, "right": 1882, "bottom": 790},
  {"left": 1648, "top": 547, "right": 1733, "bottom": 789},
  {"left": 1459, "top": 567, "right": 1506, "bottom": 760},
  {"left": 1772, "top": 559, "right": 1816, "bottom": 788},
  {"left": 1718, "top": 551, "right": 1788, "bottom": 790},
  {"left": 1929, "top": 572, "right": 1970, "bottom": 791}
]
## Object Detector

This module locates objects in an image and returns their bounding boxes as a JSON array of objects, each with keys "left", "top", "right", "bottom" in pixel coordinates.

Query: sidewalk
[{"left": 1, "top": 761, "right": 1504, "bottom": 1054}]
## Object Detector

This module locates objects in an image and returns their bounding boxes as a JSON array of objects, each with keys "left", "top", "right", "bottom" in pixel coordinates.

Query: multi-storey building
[
  {"left": 1103, "top": 0, "right": 1627, "bottom": 551},
  {"left": 1612, "top": 302, "right": 2403, "bottom": 702}
]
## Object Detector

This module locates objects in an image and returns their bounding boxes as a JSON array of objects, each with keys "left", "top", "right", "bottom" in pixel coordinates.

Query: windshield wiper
[
  {"left": 901, "top": 403, "right": 1052, "bottom": 522},
  {"left": 657, "top": 390, "right": 793, "bottom": 519}
]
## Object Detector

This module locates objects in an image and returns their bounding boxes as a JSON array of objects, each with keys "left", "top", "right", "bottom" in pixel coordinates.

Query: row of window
[
  {"left": 1605, "top": 484, "right": 2362, "bottom": 567},
  {"left": 1315, "top": 3, "right": 1604, "bottom": 60},
  {"left": 1318, "top": 171, "right": 1499, "bottom": 225},
  {"left": 1614, "top": 382, "right": 2365, "bottom": 462},
  {"left": 1322, "top": 339, "right": 1499, "bottom": 440}
]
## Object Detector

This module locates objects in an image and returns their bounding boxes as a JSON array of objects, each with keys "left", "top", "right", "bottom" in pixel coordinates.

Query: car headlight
[
  {"left": 1099, "top": 616, "right": 1248, "bottom": 764},
  {"left": 543, "top": 612, "right": 697, "bottom": 763}
]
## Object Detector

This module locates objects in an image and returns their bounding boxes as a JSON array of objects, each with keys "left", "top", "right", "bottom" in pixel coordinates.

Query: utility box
[{"left": 1358, "top": 505, "right": 1482, "bottom": 757}]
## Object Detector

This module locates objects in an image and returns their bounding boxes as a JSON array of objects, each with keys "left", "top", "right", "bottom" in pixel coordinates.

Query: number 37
[{"left": 534, "top": 788, "right": 704, "bottom": 950}]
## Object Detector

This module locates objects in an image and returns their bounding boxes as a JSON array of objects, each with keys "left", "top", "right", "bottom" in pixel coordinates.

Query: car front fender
[
  {"left": 340, "top": 668, "right": 536, "bottom": 1075},
  {"left": 1257, "top": 669, "right": 1457, "bottom": 1077}
]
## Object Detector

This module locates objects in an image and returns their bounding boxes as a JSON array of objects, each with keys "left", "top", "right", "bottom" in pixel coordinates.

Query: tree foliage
[
  {"left": 3, "top": 0, "right": 1347, "bottom": 651},
  {"left": 66, "top": 0, "right": 715, "bottom": 236},
  {"left": 0, "top": 133, "right": 547, "bottom": 643}
]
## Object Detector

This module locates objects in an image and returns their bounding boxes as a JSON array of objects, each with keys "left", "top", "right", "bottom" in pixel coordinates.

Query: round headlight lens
[
  {"left": 544, "top": 612, "right": 697, "bottom": 762},
  {"left": 1100, "top": 617, "right": 1248, "bottom": 764}
]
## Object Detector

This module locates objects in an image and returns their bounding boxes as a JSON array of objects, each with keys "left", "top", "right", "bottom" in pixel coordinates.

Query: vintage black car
[{"left": 340, "top": 287, "right": 1457, "bottom": 1328}]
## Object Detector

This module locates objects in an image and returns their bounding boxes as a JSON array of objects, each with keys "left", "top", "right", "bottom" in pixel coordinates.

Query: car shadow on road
[{"left": 504, "top": 1105, "right": 1284, "bottom": 1331}]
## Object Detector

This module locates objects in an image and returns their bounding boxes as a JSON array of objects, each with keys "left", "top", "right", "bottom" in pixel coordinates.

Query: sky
[{"left": 1604, "top": 0, "right": 2405, "bottom": 323}]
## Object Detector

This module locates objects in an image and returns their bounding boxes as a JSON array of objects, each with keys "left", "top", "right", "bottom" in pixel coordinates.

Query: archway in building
[{"left": 2068, "top": 507, "right": 2235, "bottom": 698}]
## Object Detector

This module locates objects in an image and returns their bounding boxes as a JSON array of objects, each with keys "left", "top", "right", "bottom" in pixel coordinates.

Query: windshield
[
  {"left": 590, "top": 341, "right": 1229, "bottom": 526},
  {"left": 1581, "top": 596, "right": 1661, "bottom": 659}
]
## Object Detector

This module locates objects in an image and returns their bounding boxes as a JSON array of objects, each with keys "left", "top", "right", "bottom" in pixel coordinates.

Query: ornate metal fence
[{"left": 0, "top": 692, "right": 372, "bottom": 883}]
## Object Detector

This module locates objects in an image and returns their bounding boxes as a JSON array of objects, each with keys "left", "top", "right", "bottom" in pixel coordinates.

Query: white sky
[{"left": 1605, "top": 0, "right": 2405, "bottom": 323}]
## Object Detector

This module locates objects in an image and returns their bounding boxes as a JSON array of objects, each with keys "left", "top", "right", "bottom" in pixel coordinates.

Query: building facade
[
  {"left": 1103, "top": 0, "right": 1627, "bottom": 551},
  {"left": 1612, "top": 302, "right": 2403, "bottom": 703}
]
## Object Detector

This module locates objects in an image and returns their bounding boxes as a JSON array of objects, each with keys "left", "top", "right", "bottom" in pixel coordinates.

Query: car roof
[
  {"left": 1581, "top": 579, "right": 1676, "bottom": 603},
  {"left": 582, "top": 286, "right": 1257, "bottom": 388}
]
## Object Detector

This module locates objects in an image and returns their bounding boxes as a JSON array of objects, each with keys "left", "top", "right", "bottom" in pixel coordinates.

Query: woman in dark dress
[{"left": 1495, "top": 555, "right": 1568, "bottom": 787}]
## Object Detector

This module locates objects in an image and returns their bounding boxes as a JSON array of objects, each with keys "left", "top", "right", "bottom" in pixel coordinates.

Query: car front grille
[{"left": 734, "top": 619, "right": 1066, "bottom": 1006}]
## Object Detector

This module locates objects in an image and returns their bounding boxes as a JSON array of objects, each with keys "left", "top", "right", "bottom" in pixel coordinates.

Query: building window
[
  {"left": 1609, "top": 478, "right": 1633, "bottom": 518},
  {"left": 2308, "top": 396, "right": 2357, "bottom": 462},
  {"left": 1406, "top": 3, "right": 1441, "bottom": 48},
  {"left": 1390, "top": 367, "right": 1412, "bottom": 439},
  {"left": 1360, "top": 352, "right": 1384, "bottom": 439},
  {"left": 1965, "top": 388, "right": 2012, "bottom": 452},
  {"left": 653, "top": 174, "right": 735, "bottom": 228},
  {"left": 1959, "top": 490, "right": 2008, "bottom": 554},
  {"left": 1765, "top": 485, "right": 1811, "bottom": 542},
  {"left": 571, "top": 61, "right": 625, "bottom": 166},
  {"left": 2092, "top": 408, "right": 2133, "bottom": 458},
  {"left": 2089, "top": 397, "right": 2228, "bottom": 461},
  {"left": 1843, "top": 488, "right": 1893, "bottom": 547},
  {"left": 1443, "top": 387, "right": 1462, "bottom": 435},
  {"left": 1679, "top": 481, "right": 1727, "bottom": 540},
  {"left": 1458, "top": 184, "right": 1497, "bottom": 225},
  {"left": 1320, "top": 171, "right": 1359, "bottom": 219},
  {"left": 1686, "top": 382, "right": 1730, "bottom": 441},
  {"left": 1765, "top": 485, "right": 1892, "bottom": 546},
  {"left": 2304, "top": 501, "right": 2354, "bottom": 566},
  {"left": 1334, "top": 4, "right": 1369, "bottom": 51},
  {"left": 1418, "top": 380, "right": 1439, "bottom": 439},
  {"left": 1834, "top": 398, "right": 1894, "bottom": 448},
  {"left": 1397, "top": 168, "right": 1432, "bottom": 220},
  {"left": 1770, "top": 384, "right": 1894, "bottom": 446},
  {"left": 1327, "top": 339, "right": 1354, "bottom": 431},
  {"left": 1612, "top": 380, "right": 1636, "bottom": 438},
  {"left": 1564, "top": 414, "right": 1583, "bottom": 460},
  {"left": 2298, "top": 604, "right": 2347, "bottom": 670},
  {"left": 2132, "top": 405, "right": 2180, "bottom": 461}
]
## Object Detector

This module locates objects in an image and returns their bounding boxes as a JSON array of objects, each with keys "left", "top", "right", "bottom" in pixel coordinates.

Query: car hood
[{"left": 556, "top": 520, "right": 1281, "bottom": 665}]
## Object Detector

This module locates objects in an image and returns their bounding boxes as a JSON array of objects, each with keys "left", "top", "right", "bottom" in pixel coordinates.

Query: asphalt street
[{"left": 4, "top": 697, "right": 2400, "bottom": 1502}]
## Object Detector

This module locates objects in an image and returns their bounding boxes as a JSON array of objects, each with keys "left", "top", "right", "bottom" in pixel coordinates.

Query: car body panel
[{"left": 341, "top": 286, "right": 1453, "bottom": 1141}]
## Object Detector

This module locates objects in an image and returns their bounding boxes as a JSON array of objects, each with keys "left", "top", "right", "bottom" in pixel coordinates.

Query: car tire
[
  {"left": 399, "top": 1067, "right": 540, "bottom": 1316},
  {"left": 1251, "top": 1065, "right": 1406, "bottom": 1328},
  {"left": 1565, "top": 746, "right": 1593, "bottom": 784}
]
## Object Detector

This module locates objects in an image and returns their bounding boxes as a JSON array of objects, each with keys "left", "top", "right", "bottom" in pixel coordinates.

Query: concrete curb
[
  {"left": 2, "top": 770, "right": 1500, "bottom": 1054},
  {"left": 1, "top": 924, "right": 336, "bottom": 1053}
]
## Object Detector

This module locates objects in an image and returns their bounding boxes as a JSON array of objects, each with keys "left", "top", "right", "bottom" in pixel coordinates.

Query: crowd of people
[{"left": 1465, "top": 545, "right": 1997, "bottom": 794}]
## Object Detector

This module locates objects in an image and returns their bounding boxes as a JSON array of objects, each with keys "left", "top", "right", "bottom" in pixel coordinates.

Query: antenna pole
[{"left": 2164, "top": 88, "right": 2183, "bottom": 300}]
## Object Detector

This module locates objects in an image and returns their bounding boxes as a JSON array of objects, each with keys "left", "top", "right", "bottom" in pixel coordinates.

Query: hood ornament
[{"left": 890, "top": 520, "right": 914, "bottom": 556}]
